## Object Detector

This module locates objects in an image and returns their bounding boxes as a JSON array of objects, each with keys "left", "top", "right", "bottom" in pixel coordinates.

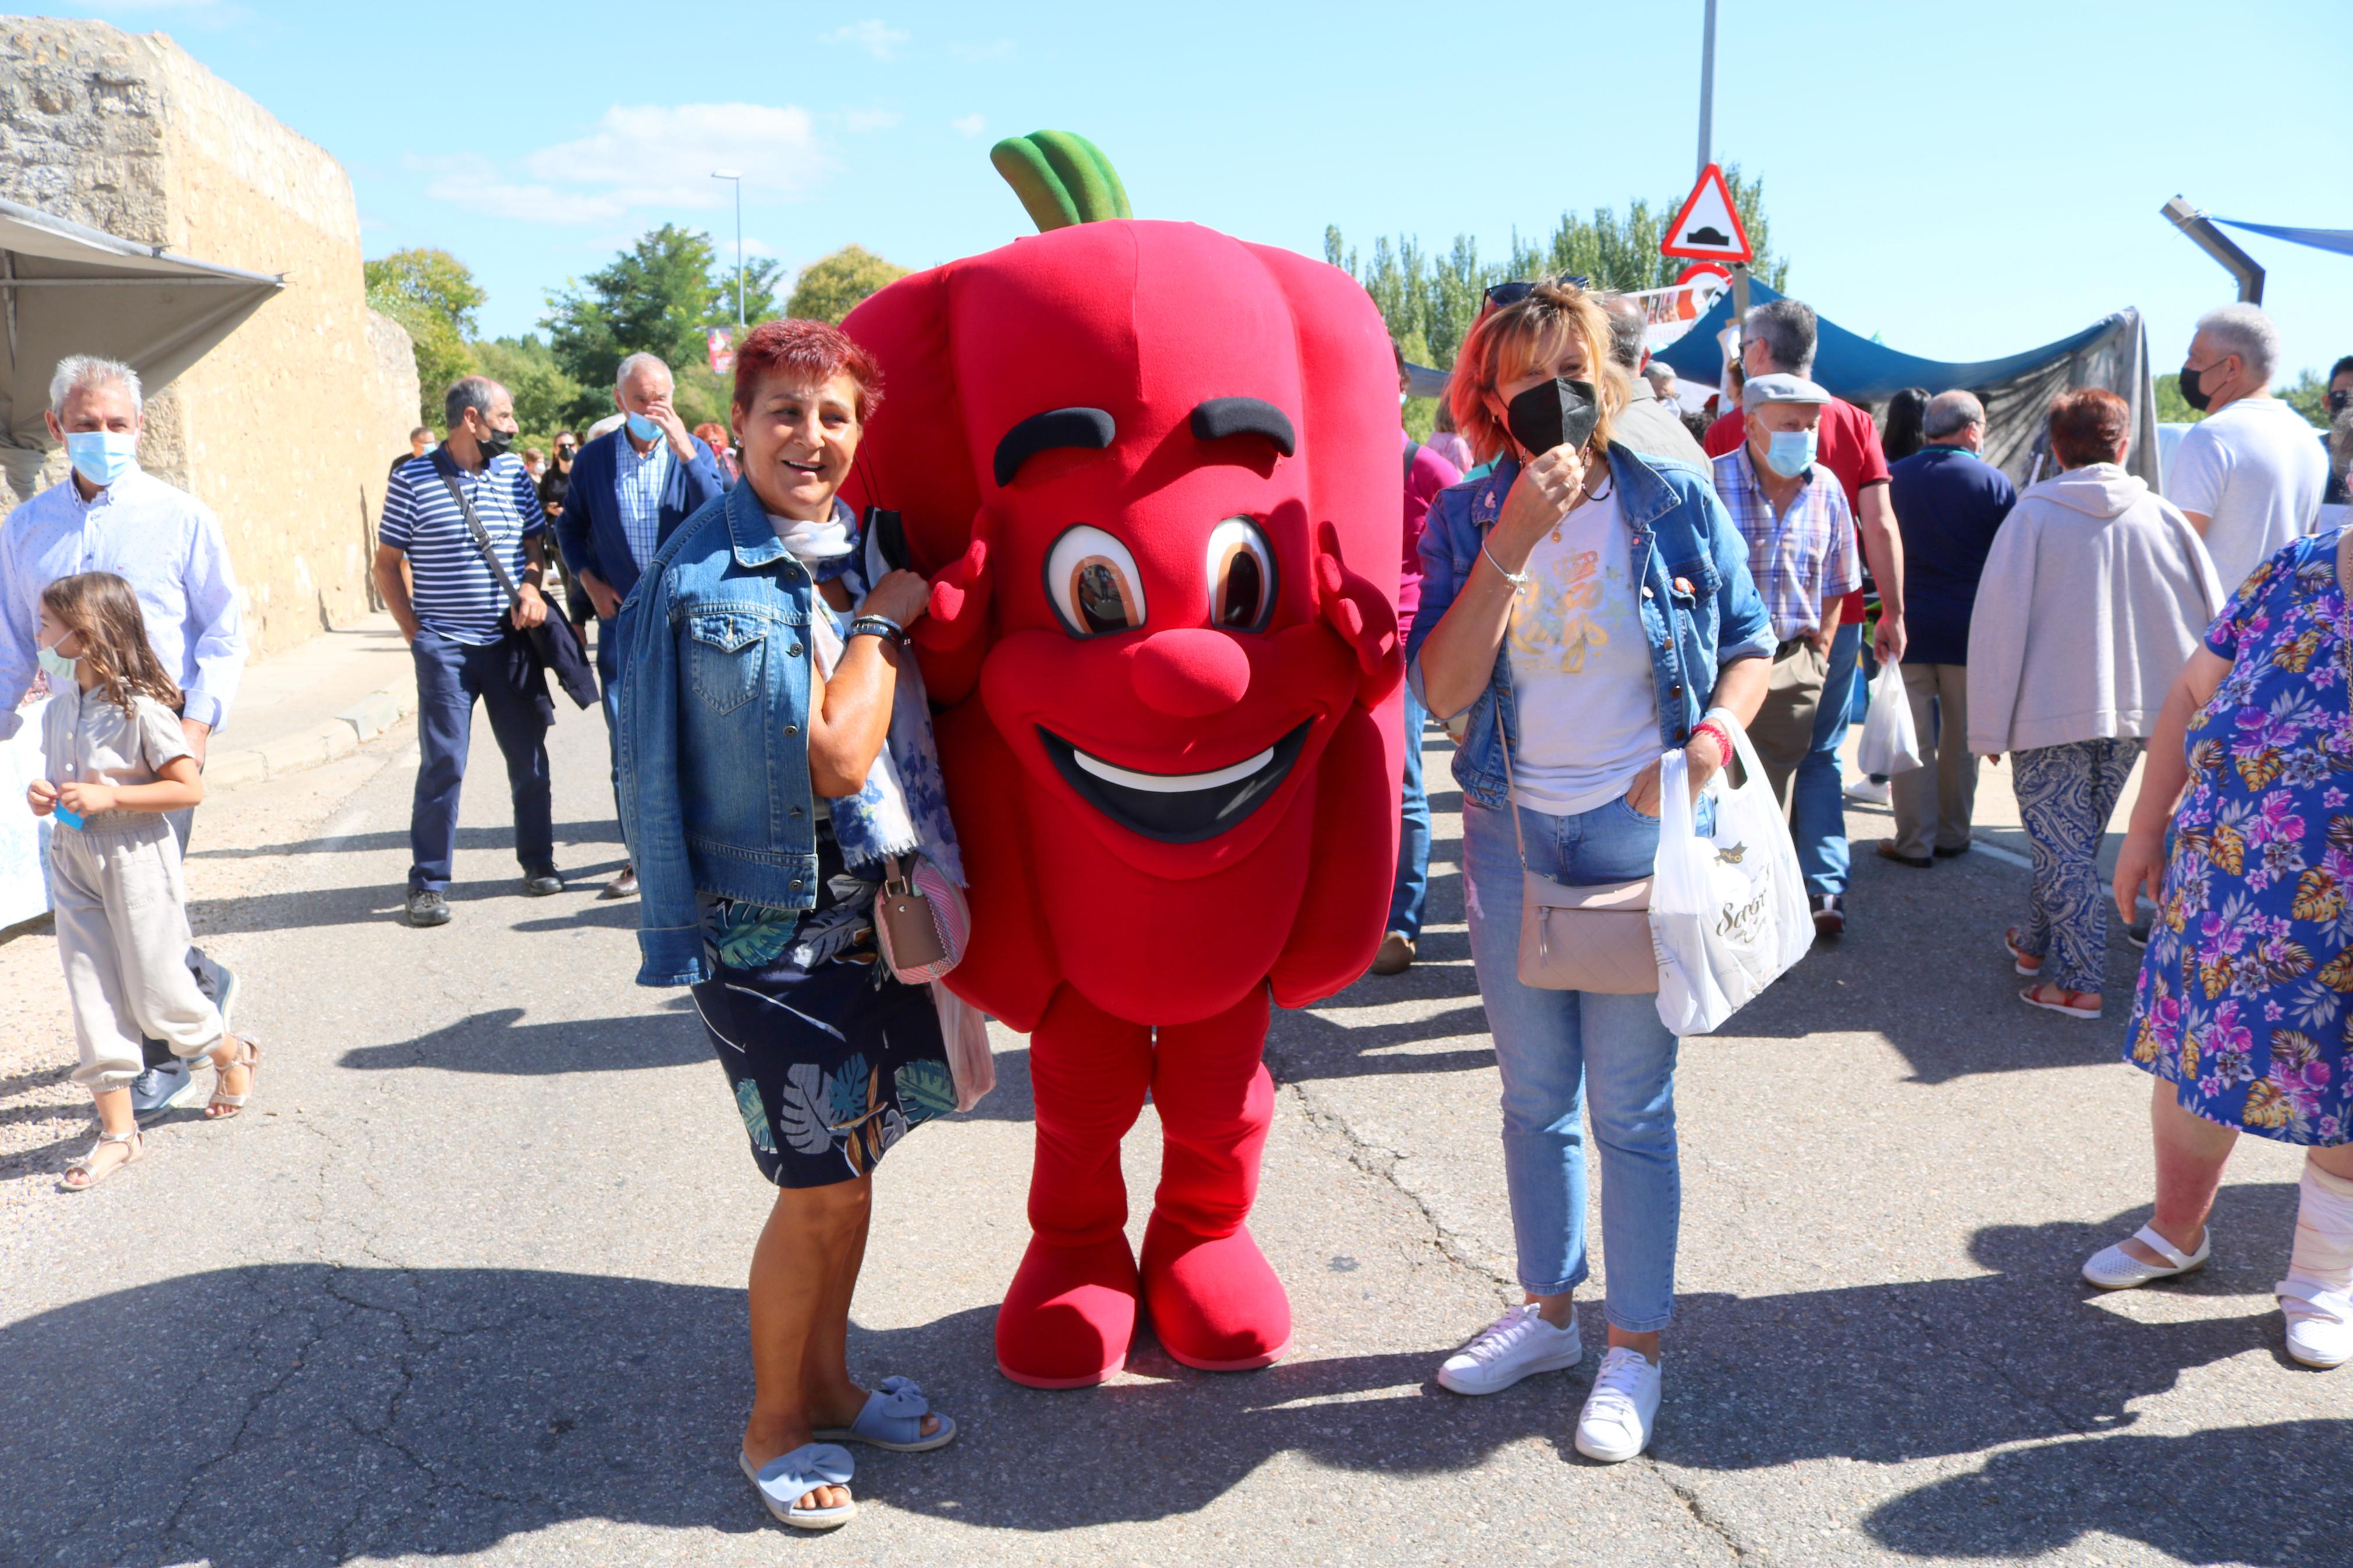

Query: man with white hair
[
  {"left": 551, "top": 351, "right": 723, "bottom": 899},
  {"left": 2167, "top": 304, "right": 2329, "bottom": 595},
  {"left": 1880, "top": 390, "right": 2015, "bottom": 870},
  {"left": 1712, "top": 371, "right": 1864, "bottom": 936},
  {"left": 0, "top": 354, "right": 247, "bottom": 1114}
]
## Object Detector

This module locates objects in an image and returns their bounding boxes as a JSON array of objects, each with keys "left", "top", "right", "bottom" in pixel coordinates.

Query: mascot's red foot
[
  {"left": 995, "top": 1236, "right": 1142, "bottom": 1389},
  {"left": 1140, "top": 1214, "right": 1293, "bottom": 1372}
]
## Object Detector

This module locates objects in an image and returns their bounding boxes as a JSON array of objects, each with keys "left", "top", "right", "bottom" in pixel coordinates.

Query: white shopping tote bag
[{"left": 1649, "top": 718, "right": 1813, "bottom": 1035}]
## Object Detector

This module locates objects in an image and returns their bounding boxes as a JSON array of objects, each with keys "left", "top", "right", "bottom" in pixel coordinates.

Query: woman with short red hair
[
  {"left": 617, "top": 318, "right": 963, "bottom": 1530},
  {"left": 1965, "top": 388, "right": 2222, "bottom": 1021}
]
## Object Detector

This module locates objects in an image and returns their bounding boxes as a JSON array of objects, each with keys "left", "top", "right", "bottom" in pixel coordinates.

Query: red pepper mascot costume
[{"left": 841, "top": 133, "right": 1401, "bottom": 1387}]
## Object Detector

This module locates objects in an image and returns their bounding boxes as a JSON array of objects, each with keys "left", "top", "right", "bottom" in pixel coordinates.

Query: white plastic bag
[
  {"left": 1855, "top": 660, "right": 1923, "bottom": 777},
  {"left": 1650, "top": 720, "right": 1814, "bottom": 1035}
]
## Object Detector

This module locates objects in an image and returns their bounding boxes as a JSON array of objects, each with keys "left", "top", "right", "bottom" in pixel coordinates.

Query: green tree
[
  {"left": 1325, "top": 163, "right": 1791, "bottom": 410},
  {"left": 785, "top": 245, "right": 910, "bottom": 325},
  {"left": 364, "top": 247, "right": 484, "bottom": 425},
  {"left": 544, "top": 224, "right": 726, "bottom": 396}
]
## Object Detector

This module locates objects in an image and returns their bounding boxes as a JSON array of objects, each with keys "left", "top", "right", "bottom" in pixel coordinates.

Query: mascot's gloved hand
[
  {"left": 914, "top": 513, "right": 996, "bottom": 704},
  {"left": 1314, "top": 520, "right": 1403, "bottom": 707}
]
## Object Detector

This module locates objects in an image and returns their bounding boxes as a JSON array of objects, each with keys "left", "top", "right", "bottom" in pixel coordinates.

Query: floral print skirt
[{"left": 691, "top": 824, "right": 954, "bottom": 1186}]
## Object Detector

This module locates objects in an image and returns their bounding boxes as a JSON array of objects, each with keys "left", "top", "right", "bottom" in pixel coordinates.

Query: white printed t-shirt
[
  {"left": 1503, "top": 487, "right": 1660, "bottom": 816},
  {"left": 2167, "top": 396, "right": 2328, "bottom": 597}
]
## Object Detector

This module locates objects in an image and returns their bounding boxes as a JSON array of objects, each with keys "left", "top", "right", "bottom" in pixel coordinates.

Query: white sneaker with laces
[
  {"left": 1844, "top": 777, "right": 1891, "bottom": 805},
  {"left": 1574, "top": 1347, "right": 1662, "bottom": 1462},
  {"left": 1435, "top": 1303, "right": 1582, "bottom": 1395}
]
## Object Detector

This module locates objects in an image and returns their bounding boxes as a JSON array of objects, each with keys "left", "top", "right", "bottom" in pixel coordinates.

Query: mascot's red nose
[{"left": 1130, "top": 629, "right": 1252, "bottom": 717}]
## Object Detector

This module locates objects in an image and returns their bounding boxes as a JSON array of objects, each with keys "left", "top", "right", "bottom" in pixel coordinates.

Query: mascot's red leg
[
  {"left": 997, "top": 986, "right": 1152, "bottom": 1388},
  {"left": 1140, "top": 983, "right": 1291, "bottom": 1371}
]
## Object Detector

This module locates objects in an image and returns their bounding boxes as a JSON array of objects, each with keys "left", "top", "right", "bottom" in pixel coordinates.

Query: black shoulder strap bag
[{"left": 436, "top": 461, "right": 601, "bottom": 710}]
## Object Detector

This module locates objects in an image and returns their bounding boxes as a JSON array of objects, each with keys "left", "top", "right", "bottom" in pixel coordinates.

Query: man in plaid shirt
[{"left": 1711, "top": 372, "right": 1862, "bottom": 934}]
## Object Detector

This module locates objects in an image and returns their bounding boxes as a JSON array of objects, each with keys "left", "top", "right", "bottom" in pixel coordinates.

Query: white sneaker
[
  {"left": 1844, "top": 777, "right": 1891, "bottom": 805},
  {"left": 1574, "top": 1347, "right": 1662, "bottom": 1462},
  {"left": 2280, "top": 1281, "right": 2352, "bottom": 1370},
  {"left": 1435, "top": 1303, "right": 1582, "bottom": 1395}
]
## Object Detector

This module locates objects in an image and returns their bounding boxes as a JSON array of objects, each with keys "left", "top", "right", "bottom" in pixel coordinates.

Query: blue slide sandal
[
  {"left": 815, "top": 1375, "right": 959, "bottom": 1452},
  {"left": 739, "top": 1443, "right": 856, "bottom": 1530}
]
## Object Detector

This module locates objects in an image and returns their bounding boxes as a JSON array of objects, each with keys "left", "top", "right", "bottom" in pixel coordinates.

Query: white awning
[{"left": 0, "top": 197, "right": 283, "bottom": 486}]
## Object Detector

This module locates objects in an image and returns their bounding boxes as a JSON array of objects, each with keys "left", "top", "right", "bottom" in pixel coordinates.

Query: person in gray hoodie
[{"left": 1967, "top": 389, "right": 2223, "bottom": 1021}]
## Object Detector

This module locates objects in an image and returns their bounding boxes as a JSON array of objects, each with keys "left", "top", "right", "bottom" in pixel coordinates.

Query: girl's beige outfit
[{"left": 41, "top": 687, "right": 223, "bottom": 1088}]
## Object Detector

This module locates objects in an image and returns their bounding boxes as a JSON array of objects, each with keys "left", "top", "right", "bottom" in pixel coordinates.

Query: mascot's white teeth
[{"left": 1069, "top": 746, "right": 1275, "bottom": 794}]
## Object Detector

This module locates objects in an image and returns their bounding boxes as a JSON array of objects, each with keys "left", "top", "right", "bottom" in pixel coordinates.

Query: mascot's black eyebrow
[
  {"left": 1190, "top": 397, "right": 1296, "bottom": 457},
  {"left": 994, "top": 407, "right": 1116, "bottom": 486}
]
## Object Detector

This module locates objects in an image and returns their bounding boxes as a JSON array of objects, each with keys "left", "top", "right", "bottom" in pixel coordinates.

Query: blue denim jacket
[
  {"left": 616, "top": 481, "right": 823, "bottom": 987},
  {"left": 1404, "top": 442, "right": 1776, "bottom": 813}
]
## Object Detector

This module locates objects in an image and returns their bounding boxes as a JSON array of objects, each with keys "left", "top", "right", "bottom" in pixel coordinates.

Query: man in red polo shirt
[{"left": 1703, "top": 298, "right": 1907, "bottom": 937}]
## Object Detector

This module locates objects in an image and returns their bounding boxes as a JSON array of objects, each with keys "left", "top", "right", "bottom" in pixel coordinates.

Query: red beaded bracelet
[{"left": 1689, "top": 720, "right": 1732, "bottom": 770}]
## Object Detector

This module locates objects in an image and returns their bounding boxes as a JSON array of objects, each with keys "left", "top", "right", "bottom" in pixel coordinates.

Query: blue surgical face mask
[
  {"left": 625, "top": 413, "right": 662, "bottom": 443},
  {"left": 63, "top": 430, "right": 139, "bottom": 488},
  {"left": 36, "top": 638, "right": 76, "bottom": 684},
  {"left": 1764, "top": 427, "right": 1818, "bottom": 479}
]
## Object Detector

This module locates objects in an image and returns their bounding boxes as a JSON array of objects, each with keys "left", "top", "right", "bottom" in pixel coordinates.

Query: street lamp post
[{"left": 711, "top": 169, "right": 744, "bottom": 329}]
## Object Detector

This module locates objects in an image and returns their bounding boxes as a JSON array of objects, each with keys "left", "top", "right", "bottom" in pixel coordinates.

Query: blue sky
[{"left": 52, "top": 0, "right": 2353, "bottom": 382}]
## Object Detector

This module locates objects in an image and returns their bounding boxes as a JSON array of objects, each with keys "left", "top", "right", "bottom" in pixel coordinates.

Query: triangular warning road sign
[{"left": 1661, "top": 163, "right": 1753, "bottom": 264}]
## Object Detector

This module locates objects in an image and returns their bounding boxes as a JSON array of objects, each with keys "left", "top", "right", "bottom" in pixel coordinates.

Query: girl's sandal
[
  {"left": 206, "top": 1036, "right": 264, "bottom": 1120},
  {"left": 62, "top": 1128, "right": 142, "bottom": 1191},
  {"left": 2003, "top": 928, "right": 2043, "bottom": 976}
]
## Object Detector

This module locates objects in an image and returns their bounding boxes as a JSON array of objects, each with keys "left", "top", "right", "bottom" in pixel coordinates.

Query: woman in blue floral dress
[{"left": 2091, "top": 528, "right": 2353, "bottom": 1370}]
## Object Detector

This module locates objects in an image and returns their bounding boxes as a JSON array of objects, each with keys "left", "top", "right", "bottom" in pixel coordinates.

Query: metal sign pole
[{"left": 1696, "top": 0, "right": 1717, "bottom": 182}]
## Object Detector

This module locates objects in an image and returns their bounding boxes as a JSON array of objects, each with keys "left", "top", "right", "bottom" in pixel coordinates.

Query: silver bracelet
[{"left": 1480, "top": 541, "right": 1532, "bottom": 588}]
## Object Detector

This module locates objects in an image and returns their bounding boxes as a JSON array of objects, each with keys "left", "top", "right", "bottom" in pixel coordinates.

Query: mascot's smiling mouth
[{"left": 1039, "top": 723, "right": 1312, "bottom": 844}]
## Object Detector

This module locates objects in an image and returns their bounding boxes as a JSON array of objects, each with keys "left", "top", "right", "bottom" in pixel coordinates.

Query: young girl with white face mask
[{"left": 24, "top": 572, "right": 260, "bottom": 1189}]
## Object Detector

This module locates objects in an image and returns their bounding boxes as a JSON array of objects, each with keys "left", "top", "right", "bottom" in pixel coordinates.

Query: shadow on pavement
[
  {"left": 186, "top": 820, "right": 626, "bottom": 862},
  {"left": 1862, "top": 1420, "right": 2350, "bottom": 1565},
  {"left": 5, "top": 1188, "right": 2330, "bottom": 1563},
  {"left": 336, "top": 999, "right": 703, "bottom": 1075}
]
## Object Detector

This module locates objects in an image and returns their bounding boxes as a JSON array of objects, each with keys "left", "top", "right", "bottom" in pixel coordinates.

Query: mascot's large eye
[
  {"left": 1205, "top": 517, "right": 1276, "bottom": 632},
  {"left": 1045, "top": 525, "right": 1148, "bottom": 637}
]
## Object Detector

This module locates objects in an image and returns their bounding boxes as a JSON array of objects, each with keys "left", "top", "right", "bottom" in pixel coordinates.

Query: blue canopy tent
[
  {"left": 2213, "top": 219, "right": 2353, "bottom": 259},
  {"left": 1653, "top": 280, "right": 2160, "bottom": 490}
]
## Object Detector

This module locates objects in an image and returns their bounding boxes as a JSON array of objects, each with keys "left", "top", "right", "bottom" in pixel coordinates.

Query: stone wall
[{"left": 0, "top": 19, "right": 417, "bottom": 662}]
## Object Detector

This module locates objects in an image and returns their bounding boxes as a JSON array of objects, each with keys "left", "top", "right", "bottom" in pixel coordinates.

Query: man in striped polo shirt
[{"left": 372, "top": 375, "right": 563, "bottom": 927}]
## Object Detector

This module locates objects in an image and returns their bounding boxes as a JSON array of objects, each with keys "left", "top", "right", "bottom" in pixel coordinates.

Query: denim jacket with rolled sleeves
[
  {"left": 616, "top": 481, "right": 825, "bottom": 987},
  {"left": 1404, "top": 443, "right": 1777, "bottom": 814}
]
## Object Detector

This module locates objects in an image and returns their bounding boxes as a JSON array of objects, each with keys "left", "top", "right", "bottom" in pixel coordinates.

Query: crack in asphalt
[{"left": 1270, "top": 1072, "right": 1748, "bottom": 1564}]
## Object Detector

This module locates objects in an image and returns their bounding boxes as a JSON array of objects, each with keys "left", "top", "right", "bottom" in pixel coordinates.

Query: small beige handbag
[{"left": 1498, "top": 706, "right": 1660, "bottom": 994}]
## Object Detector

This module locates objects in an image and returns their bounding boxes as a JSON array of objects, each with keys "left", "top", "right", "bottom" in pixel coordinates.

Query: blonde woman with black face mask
[{"left": 1407, "top": 281, "right": 1773, "bottom": 1462}]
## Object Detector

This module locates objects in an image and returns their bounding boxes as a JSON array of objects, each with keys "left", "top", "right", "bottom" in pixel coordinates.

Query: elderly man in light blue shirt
[{"left": 1, "top": 354, "right": 247, "bottom": 1113}]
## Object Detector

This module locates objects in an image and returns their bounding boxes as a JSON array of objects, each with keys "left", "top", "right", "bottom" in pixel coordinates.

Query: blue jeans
[
  {"left": 1461, "top": 792, "right": 1685, "bottom": 1332},
  {"left": 408, "top": 628, "right": 555, "bottom": 894},
  {"left": 595, "top": 618, "right": 629, "bottom": 856},
  {"left": 1794, "top": 621, "right": 1861, "bottom": 897},
  {"left": 1387, "top": 685, "right": 1431, "bottom": 940}
]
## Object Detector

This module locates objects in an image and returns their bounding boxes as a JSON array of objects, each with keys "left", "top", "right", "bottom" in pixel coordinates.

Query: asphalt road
[{"left": 1, "top": 700, "right": 2343, "bottom": 1567}]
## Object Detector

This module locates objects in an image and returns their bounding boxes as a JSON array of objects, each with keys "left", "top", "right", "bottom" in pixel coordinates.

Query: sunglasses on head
[{"left": 1484, "top": 274, "right": 1592, "bottom": 310}]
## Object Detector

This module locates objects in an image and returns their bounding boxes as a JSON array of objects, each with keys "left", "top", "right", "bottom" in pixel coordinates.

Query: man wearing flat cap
[{"left": 1710, "top": 372, "right": 1863, "bottom": 936}]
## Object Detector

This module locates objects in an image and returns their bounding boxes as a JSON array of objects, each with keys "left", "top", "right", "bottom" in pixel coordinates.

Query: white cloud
[
  {"left": 840, "top": 108, "right": 903, "bottom": 133},
  {"left": 826, "top": 20, "right": 908, "bottom": 61},
  {"left": 526, "top": 104, "right": 828, "bottom": 208},
  {"left": 951, "top": 114, "right": 988, "bottom": 139},
  {"left": 950, "top": 39, "right": 1015, "bottom": 62},
  {"left": 412, "top": 105, "right": 829, "bottom": 227},
  {"left": 411, "top": 154, "right": 622, "bottom": 224}
]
